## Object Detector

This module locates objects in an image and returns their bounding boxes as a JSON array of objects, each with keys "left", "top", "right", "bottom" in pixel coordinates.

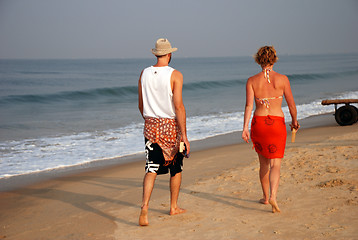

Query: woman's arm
[
  {"left": 242, "top": 78, "right": 254, "bottom": 143},
  {"left": 283, "top": 76, "right": 299, "bottom": 130}
]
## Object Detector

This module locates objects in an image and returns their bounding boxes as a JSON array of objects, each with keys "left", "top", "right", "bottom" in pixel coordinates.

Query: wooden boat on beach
[{"left": 321, "top": 99, "right": 358, "bottom": 126}]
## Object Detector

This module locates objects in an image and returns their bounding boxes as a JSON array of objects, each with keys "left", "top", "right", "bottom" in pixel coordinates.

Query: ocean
[{"left": 1, "top": 54, "right": 358, "bottom": 179}]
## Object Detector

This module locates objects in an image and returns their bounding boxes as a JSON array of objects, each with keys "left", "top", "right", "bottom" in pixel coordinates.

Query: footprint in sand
[
  {"left": 189, "top": 191, "right": 200, "bottom": 195},
  {"left": 317, "top": 179, "right": 345, "bottom": 188},
  {"left": 326, "top": 166, "right": 340, "bottom": 173},
  {"left": 348, "top": 185, "right": 358, "bottom": 192},
  {"left": 345, "top": 198, "right": 358, "bottom": 206}
]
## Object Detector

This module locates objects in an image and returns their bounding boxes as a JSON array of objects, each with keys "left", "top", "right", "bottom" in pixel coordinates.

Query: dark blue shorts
[{"left": 144, "top": 138, "right": 183, "bottom": 177}]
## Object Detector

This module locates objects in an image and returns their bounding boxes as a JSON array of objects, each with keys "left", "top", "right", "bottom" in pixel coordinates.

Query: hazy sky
[{"left": 0, "top": 0, "right": 357, "bottom": 59}]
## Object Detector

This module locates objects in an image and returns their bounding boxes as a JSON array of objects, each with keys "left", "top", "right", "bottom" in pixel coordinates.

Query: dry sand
[{"left": 0, "top": 122, "right": 357, "bottom": 239}]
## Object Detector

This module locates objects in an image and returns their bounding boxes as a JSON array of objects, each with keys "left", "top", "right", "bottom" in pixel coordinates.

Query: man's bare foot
[
  {"left": 269, "top": 199, "right": 281, "bottom": 213},
  {"left": 259, "top": 198, "right": 269, "bottom": 204},
  {"left": 139, "top": 207, "right": 149, "bottom": 226},
  {"left": 169, "top": 207, "right": 186, "bottom": 216}
]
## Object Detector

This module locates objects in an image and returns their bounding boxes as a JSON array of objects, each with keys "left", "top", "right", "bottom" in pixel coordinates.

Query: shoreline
[
  {"left": 0, "top": 113, "right": 357, "bottom": 239},
  {"left": 0, "top": 112, "right": 337, "bottom": 192}
]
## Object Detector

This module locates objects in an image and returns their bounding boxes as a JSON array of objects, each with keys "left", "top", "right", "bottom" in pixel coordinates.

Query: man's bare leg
[
  {"left": 169, "top": 172, "right": 186, "bottom": 215},
  {"left": 139, "top": 172, "right": 157, "bottom": 226}
]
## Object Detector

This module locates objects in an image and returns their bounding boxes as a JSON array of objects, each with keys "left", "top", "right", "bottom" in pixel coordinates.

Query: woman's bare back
[{"left": 249, "top": 70, "right": 288, "bottom": 117}]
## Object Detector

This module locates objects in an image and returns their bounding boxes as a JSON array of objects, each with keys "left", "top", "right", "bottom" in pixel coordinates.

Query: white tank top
[{"left": 141, "top": 66, "right": 176, "bottom": 118}]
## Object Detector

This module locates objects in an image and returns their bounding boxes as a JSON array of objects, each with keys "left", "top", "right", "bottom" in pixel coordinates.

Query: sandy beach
[{"left": 1, "top": 115, "right": 357, "bottom": 240}]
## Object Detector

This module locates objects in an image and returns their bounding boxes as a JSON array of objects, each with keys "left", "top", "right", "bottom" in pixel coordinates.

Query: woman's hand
[
  {"left": 242, "top": 129, "right": 250, "bottom": 143},
  {"left": 290, "top": 120, "right": 300, "bottom": 131}
]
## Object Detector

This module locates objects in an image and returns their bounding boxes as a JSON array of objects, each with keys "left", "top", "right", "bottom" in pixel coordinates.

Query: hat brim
[{"left": 151, "top": 48, "right": 178, "bottom": 56}]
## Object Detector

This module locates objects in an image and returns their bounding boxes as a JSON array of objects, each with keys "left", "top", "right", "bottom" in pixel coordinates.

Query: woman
[{"left": 242, "top": 46, "right": 299, "bottom": 213}]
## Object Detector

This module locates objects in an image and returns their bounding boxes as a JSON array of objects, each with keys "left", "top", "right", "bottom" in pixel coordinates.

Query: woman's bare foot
[
  {"left": 259, "top": 198, "right": 269, "bottom": 204},
  {"left": 139, "top": 206, "right": 149, "bottom": 226},
  {"left": 169, "top": 207, "right": 186, "bottom": 216},
  {"left": 269, "top": 199, "right": 281, "bottom": 213}
]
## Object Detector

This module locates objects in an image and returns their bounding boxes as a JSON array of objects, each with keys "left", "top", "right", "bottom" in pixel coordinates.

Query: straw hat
[{"left": 151, "top": 38, "right": 178, "bottom": 56}]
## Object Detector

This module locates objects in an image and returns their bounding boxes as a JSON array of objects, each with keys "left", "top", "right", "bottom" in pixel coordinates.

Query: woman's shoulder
[
  {"left": 272, "top": 71, "right": 288, "bottom": 79},
  {"left": 270, "top": 71, "right": 288, "bottom": 78},
  {"left": 248, "top": 72, "right": 262, "bottom": 81},
  {"left": 271, "top": 71, "right": 289, "bottom": 84},
  {"left": 248, "top": 71, "right": 289, "bottom": 84}
]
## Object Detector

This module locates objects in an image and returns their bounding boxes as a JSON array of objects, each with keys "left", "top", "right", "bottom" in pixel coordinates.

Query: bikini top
[{"left": 256, "top": 68, "right": 283, "bottom": 108}]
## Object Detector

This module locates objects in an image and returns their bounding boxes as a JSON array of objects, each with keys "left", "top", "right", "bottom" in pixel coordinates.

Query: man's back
[{"left": 141, "top": 66, "right": 176, "bottom": 119}]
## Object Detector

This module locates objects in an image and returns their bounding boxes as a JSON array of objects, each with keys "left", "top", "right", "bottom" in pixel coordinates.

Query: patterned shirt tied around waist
[{"left": 144, "top": 117, "right": 181, "bottom": 165}]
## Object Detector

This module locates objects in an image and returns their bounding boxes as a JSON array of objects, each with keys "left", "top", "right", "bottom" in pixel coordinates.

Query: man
[{"left": 138, "top": 38, "right": 190, "bottom": 226}]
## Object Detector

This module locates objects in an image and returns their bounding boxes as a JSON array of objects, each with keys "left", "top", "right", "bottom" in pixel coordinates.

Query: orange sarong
[
  {"left": 250, "top": 115, "right": 287, "bottom": 159},
  {"left": 144, "top": 117, "right": 181, "bottom": 165}
]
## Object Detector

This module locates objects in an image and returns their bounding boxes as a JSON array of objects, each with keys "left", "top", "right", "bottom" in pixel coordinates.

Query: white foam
[{"left": 1, "top": 90, "right": 357, "bottom": 178}]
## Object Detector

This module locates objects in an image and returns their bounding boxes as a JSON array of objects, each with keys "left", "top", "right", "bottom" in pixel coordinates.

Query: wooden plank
[{"left": 321, "top": 99, "right": 358, "bottom": 105}]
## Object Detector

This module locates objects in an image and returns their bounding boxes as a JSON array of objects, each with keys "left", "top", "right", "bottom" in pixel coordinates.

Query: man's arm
[
  {"left": 171, "top": 70, "right": 190, "bottom": 155},
  {"left": 138, "top": 71, "right": 144, "bottom": 119}
]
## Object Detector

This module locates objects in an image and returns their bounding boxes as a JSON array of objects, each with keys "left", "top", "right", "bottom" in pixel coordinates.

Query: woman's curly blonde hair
[{"left": 254, "top": 46, "right": 278, "bottom": 67}]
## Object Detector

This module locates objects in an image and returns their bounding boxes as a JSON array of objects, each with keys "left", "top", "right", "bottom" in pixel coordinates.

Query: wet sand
[{"left": 0, "top": 114, "right": 357, "bottom": 239}]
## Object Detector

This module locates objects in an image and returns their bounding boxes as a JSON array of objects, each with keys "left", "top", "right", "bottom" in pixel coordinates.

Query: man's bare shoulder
[
  {"left": 171, "top": 69, "right": 183, "bottom": 82},
  {"left": 172, "top": 69, "right": 183, "bottom": 77}
]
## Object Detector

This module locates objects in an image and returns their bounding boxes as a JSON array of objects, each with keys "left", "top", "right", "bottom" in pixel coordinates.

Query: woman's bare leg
[
  {"left": 269, "top": 158, "right": 281, "bottom": 213},
  {"left": 258, "top": 154, "right": 270, "bottom": 204}
]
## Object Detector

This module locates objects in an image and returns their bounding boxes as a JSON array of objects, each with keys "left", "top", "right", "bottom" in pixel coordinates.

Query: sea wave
[
  {"left": 0, "top": 78, "right": 245, "bottom": 105},
  {"left": 2, "top": 68, "right": 357, "bottom": 105},
  {"left": 288, "top": 69, "right": 358, "bottom": 82},
  {"left": 1, "top": 90, "right": 357, "bottom": 179},
  {"left": 184, "top": 78, "right": 246, "bottom": 91},
  {"left": 0, "top": 85, "right": 138, "bottom": 105}
]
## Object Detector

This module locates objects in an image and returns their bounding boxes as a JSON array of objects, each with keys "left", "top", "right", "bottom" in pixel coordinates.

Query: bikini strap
[
  {"left": 263, "top": 68, "right": 271, "bottom": 83},
  {"left": 258, "top": 98, "right": 270, "bottom": 108},
  {"left": 256, "top": 95, "right": 283, "bottom": 109}
]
